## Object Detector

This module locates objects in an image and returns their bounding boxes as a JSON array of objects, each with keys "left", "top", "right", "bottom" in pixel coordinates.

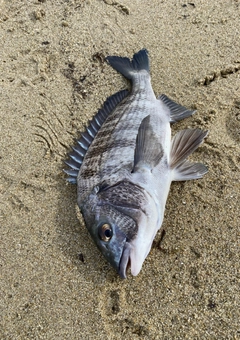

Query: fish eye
[{"left": 98, "top": 223, "right": 113, "bottom": 242}]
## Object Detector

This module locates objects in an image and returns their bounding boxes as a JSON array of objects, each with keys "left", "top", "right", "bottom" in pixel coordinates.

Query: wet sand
[{"left": 1, "top": 0, "right": 239, "bottom": 339}]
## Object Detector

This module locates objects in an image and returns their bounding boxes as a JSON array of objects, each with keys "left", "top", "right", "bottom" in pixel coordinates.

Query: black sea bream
[{"left": 64, "top": 49, "right": 208, "bottom": 278}]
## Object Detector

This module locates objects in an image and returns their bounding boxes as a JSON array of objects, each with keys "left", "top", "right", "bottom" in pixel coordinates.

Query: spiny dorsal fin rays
[
  {"left": 158, "top": 94, "right": 195, "bottom": 123},
  {"left": 64, "top": 89, "right": 129, "bottom": 183},
  {"left": 133, "top": 115, "right": 164, "bottom": 172}
]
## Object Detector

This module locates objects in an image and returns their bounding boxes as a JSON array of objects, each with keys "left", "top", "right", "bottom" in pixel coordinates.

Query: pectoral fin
[
  {"left": 133, "top": 115, "right": 163, "bottom": 172},
  {"left": 158, "top": 94, "right": 195, "bottom": 123},
  {"left": 170, "top": 129, "right": 208, "bottom": 181}
]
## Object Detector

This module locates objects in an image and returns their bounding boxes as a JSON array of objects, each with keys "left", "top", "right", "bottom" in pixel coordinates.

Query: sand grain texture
[{"left": 0, "top": 0, "right": 239, "bottom": 339}]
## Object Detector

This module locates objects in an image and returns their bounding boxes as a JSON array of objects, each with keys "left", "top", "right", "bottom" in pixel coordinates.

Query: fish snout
[{"left": 118, "top": 242, "right": 132, "bottom": 279}]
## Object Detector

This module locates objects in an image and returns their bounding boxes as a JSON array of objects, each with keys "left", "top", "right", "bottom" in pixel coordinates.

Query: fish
[{"left": 64, "top": 49, "right": 208, "bottom": 279}]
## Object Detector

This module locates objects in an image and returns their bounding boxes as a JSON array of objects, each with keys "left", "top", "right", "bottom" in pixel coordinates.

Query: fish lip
[{"left": 118, "top": 242, "right": 131, "bottom": 279}]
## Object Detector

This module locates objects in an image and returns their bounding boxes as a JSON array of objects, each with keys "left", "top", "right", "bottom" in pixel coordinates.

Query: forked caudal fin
[
  {"left": 170, "top": 129, "right": 208, "bottom": 181},
  {"left": 106, "top": 49, "right": 150, "bottom": 80}
]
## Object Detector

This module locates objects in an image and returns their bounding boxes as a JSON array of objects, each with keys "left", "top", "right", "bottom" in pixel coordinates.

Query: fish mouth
[{"left": 118, "top": 242, "right": 131, "bottom": 279}]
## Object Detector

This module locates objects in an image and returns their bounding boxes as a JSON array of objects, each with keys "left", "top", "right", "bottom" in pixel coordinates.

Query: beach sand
[{"left": 1, "top": 0, "right": 239, "bottom": 339}]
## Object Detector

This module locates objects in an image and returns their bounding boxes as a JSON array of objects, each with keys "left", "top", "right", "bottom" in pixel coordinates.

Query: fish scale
[{"left": 78, "top": 86, "right": 155, "bottom": 199}]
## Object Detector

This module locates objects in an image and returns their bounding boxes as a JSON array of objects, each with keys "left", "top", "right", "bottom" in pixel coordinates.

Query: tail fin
[{"left": 106, "top": 49, "right": 150, "bottom": 80}]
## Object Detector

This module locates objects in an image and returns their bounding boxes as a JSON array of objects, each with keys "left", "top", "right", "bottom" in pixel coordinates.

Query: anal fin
[{"left": 158, "top": 94, "right": 195, "bottom": 123}]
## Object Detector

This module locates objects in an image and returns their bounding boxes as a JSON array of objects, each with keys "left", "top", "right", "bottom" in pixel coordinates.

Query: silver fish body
[{"left": 64, "top": 49, "right": 208, "bottom": 278}]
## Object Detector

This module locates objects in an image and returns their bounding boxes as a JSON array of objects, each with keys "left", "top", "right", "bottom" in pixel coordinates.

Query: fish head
[
  {"left": 79, "top": 181, "right": 159, "bottom": 278},
  {"left": 80, "top": 194, "right": 137, "bottom": 278}
]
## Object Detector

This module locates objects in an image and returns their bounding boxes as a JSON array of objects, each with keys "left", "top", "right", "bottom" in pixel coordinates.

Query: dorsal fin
[{"left": 64, "top": 89, "right": 129, "bottom": 183}]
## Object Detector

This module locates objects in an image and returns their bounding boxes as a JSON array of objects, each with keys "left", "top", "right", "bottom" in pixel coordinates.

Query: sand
[{"left": 1, "top": 0, "right": 239, "bottom": 339}]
